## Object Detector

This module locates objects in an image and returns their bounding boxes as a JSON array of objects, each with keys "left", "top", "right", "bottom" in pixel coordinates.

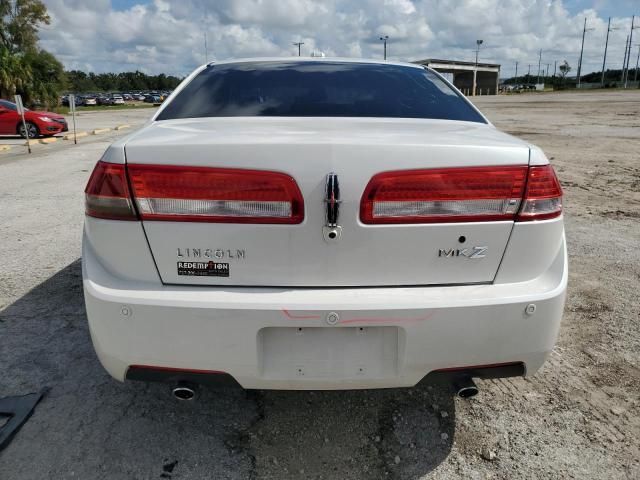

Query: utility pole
[
  {"left": 554, "top": 60, "right": 557, "bottom": 77},
  {"left": 624, "top": 16, "right": 638, "bottom": 87},
  {"left": 601, "top": 17, "right": 618, "bottom": 86},
  {"left": 635, "top": 44, "right": 640, "bottom": 82},
  {"left": 515, "top": 61, "right": 518, "bottom": 80},
  {"left": 527, "top": 64, "right": 531, "bottom": 83},
  {"left": 379, "top": 35, "right": 389, "bottom": 60},
  {"left": 545, "top": 63, "right": 550, "bottom": 78},
  {"left": 293, "top": 42, "right": 304, "bottom": 56},
  {"left": 204, "top": 31, "right": 208, "bottom": 63},
  {"left": 203, "top": 6, "right": 209, "bottom": 64},
  {"left": 472, "top": 39, "right": 483, "bottom": 95},
  {"left": 577, "top": 17, "right": 594, "bottom": 88},
  {"left": 622, "top": 35, "right": 630, "bottom": 82},
  {"left": 537, "top": 49, "right": 542, "bottom": 84}
]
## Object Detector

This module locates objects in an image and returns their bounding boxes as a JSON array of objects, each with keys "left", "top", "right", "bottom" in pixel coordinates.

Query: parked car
[
  {"left": 0, "top": 99, "right": 68, "bottom": 138},
  {"left": 111, "top": 95, "right": 125, "bottom": 105},
  {"left": 83, "top": 58, "right": 566, "bottom": 397},
  {"left": 84, "top": 96, "right": 98, "bottom": 106}
]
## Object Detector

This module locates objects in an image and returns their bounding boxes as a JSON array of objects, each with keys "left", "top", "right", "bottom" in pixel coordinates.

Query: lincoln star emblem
[{"left": 323, "top": 173, "right": 342, "bottom": 241}]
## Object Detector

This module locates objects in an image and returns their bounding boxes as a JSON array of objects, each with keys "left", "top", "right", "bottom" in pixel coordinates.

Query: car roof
[{"left": 204, "top": 56, "right": 425, "bottom": 70}]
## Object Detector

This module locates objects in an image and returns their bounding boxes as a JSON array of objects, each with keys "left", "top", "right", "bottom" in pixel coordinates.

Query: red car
[{"left": 0, "top": 99, "right": 68, "bottom": 138}]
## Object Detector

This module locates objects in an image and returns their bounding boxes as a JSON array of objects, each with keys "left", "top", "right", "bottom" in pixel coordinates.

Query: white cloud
[{"left": 37, "top": 0, "right": 634, "bottom": 78}]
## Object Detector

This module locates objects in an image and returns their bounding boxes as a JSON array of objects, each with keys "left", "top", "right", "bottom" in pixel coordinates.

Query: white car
[
  {"left": 111, "top": 95, "right": 125, "bottom": 105},
  {"left": 83, "top": 58, "right": 566, "bottom": 399}
]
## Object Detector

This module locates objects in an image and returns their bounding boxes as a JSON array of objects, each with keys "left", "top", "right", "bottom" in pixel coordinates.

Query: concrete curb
[
  {"left": 39, "top": 137, "right": 58, "bottom": 144},
  {"left": 0, "top": 145, "right": 11, "bottom": 153},
  {"left": 92, "top": 128, "right": 112, "bottom": 135},
  {"left": 63, "top": 132, "right": 88, "bottom": 140},
  {"left": 115, "top": 124, "right": 131, "bottom": 131}
]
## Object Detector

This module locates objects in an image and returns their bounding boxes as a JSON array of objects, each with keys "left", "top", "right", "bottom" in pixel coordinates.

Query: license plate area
[{"left": 258, "top": 327, "right": 399, "bottom": 379}]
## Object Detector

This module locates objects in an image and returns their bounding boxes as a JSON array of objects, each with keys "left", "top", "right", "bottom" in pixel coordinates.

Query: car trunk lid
[{"left": 124, "top": 117, "right": 530, "bottom": 287}]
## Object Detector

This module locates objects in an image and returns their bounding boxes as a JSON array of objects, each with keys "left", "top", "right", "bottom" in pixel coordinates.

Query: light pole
[
  {"left": 293, "top": 42, "right": 304, "bottom": 56},
  {"left": 577, "top": 17, "right": 594, "bottom": 88},
  {"left": 601, "top": 17, "right": 619, "bottom": 87},
  {"left": 472, "top": 39, "right": 483, "bottom": 96},
  {"left": 379, "top": 36, "right": 389, "bottom": 60}
]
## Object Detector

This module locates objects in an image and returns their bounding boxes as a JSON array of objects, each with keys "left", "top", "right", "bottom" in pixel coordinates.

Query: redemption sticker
[{"left": 177, "top": 261, "right": 230, "bottom": 277}]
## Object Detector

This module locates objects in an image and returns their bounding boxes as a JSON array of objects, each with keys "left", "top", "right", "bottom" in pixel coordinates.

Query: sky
[{"left": 38, "top": 0, "right": 639, "bottom": 78}]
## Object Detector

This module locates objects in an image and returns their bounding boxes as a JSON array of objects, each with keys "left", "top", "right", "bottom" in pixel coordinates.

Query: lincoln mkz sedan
[
  {"left": 82, "top": 58, "right": 566, "bottom": 400},
  {"left": 0, "top": 99, "right": 68, "bottom": 138}
]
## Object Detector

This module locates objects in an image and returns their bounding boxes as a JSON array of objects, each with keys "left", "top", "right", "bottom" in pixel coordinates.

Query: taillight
[
  {"left": 126, "top": 164, "right": 304, "bottom": 224},
  {"left": 85, "top": 161, "right": 137, "bottom": 220},
  {"left": 360, "top": 166, "right": 528, "bottom": 224},
  {"left": 516, "top": 165, "right": 563, "bottom": 221}
]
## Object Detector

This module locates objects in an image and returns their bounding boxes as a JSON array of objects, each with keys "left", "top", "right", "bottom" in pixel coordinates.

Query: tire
[{"left": 18, "top": 122, "right": 40, "bottom": 139}]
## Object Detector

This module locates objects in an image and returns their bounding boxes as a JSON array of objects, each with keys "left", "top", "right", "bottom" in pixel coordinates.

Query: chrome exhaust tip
[
  {"left": 453, "top": 377, "right": 478, "bottom": 398},
  {"left": 171, "top": 382, "right": 197, "bottom": 401}
]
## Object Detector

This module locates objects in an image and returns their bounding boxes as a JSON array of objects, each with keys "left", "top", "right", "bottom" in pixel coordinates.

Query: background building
[{"left": 414, "top": 59, "right": 501, "bottom": 95}]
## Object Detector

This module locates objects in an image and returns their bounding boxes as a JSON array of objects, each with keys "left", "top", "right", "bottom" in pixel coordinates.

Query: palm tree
[{"left": 0, "top": 47, "right": 32, "bottom": 99}]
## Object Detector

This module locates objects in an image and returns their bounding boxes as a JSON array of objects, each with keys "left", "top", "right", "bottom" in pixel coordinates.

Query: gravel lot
[{"left": 0, "top": 91, "right": 639, "bottom": 479}]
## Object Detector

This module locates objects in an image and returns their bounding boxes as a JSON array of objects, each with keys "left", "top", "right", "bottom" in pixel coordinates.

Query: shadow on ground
[{"left": 0, "top": 260, "right": 455, "bottom": 479}]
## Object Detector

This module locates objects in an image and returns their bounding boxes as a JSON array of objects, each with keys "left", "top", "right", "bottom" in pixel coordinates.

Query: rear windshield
[{"left": 157, "top": 61, "right": 486, "bottom": 123}]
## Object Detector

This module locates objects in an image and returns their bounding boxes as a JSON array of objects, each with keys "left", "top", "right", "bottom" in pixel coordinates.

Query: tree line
[
  {"left": 65, "top": 70, "right": 182, "bottom": 94},
  {"left": 0, "top": 0, "right": 65, "bottom": 108}
]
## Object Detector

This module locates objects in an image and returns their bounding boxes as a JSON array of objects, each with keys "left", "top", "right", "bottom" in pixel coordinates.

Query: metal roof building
[{"left": 414, "top": 58, "right": 501, "bottom": 96}]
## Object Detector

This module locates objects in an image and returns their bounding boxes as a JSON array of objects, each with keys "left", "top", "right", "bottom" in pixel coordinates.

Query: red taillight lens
[
  {"left": 360, "top": 166, "right": 528, "bottom": 224},
  {"left": 126, "top": 164, "right": 304, "bottom": 224},
  {"left": 516, "top": 165, "right": 563, "bottom": 221},
  {"left": 85, "top": 161, "right": 137, "bottom": 220}
]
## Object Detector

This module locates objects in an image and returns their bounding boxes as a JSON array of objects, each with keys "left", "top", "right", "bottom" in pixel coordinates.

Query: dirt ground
[{"left": 0, "top": 91, "right": 639, "bottom": 479}]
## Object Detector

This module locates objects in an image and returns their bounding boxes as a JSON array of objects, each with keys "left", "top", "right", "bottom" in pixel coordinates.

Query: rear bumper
[{"left": 82, "top": 231, "right": 567, "bottom": 390}]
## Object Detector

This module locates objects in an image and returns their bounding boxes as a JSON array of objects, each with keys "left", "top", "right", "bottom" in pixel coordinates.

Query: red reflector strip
[
  {"left": 361, "top": 166, "right": 528, "bottom": 224},
  {"left": 127, "top": 164, "right": 304, "bottom": 224},
  {"left": 84, "top": 161, "right": 137, "bottom": 220},
  {"left": 128, "top": 365, "right": 227, "bottom": 375}
]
